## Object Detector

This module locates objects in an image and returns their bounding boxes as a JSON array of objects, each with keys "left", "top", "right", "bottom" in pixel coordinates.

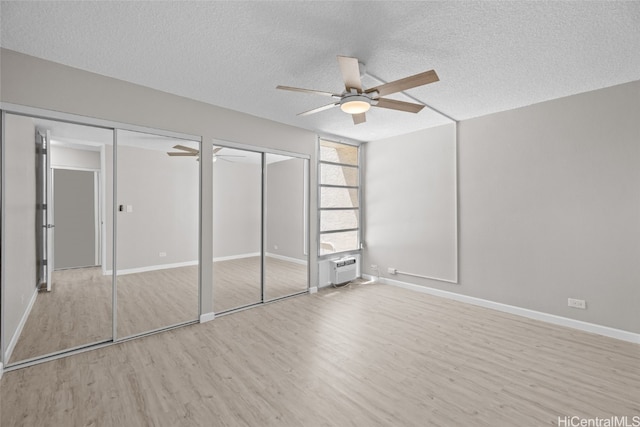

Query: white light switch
[{"left": 126, "top": 205, "right": 133, "bottom": 213}]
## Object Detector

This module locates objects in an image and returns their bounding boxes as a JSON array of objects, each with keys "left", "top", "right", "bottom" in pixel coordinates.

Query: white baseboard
[
  {"left": 318, "top": 281, "right": 333, "bottom": 289},
  {"left": 213, "top": 252, "right": 260, "bottom": 262},
  {"left": 105, "top": 260, "right": 199, "bottom": 276},
  {"left": 104, "top": 253, "right": 263, "bottom": 276},
  {"left": 265, "top": 252, "right": 307, "bottom": 265},
  {"left": 0, "top": 362, "right": 3, "bottom": 380},
  {"left": 200, "top": 312, "right": 215, "bottom": 323},
  {"left": 309, "top": 286, "right": 318, "bottom": 294},
  {"left": 364, "top": 274, "right": 640, "bottom": 344},
  {"left": 5, "top": 287, "right": 39, "bottom": 362}
]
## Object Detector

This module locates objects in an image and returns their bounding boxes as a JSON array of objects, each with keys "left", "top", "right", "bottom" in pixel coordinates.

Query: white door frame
[{"left": 50, "top": 165, "right": 104, "bottom": 270}]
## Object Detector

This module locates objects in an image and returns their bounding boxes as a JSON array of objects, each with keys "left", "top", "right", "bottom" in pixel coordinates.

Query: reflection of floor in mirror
[
  {"left": 8, "top": 267, "right": 112, "bottom": 364},
  {"left": 213, "top": 256, "right": 308, "bottom": 313},
  {"left": 8, "top": 257, "right": 308, "bottom": 364}
]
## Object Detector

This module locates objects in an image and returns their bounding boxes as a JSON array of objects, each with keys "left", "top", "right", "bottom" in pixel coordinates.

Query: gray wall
[
  {"left": 364, "top": 80, "right": 640, "bottom": 334},
  {"left": 266, "top": 157, "right": 306, "bottom": 261},
  {"left": 53, "top": 169, "right": 96, "bottom": 269},
  {"left": 110, "top": 149, "right": 303, "bottom": 266},
  {"left": 212, "top": 158, "right": 262, "bottom": 258},
  {"left": 365, "top": 124, "right": 457, "bottom": 281},
  {"left": 115, "top": 143, "right": 199, "bottom": 271},
  {"left": 3, "top": 114, "right": 37, "bottom": 356},
  {"left": 1, "top": 48, "right": 318, "bottom": 318}
]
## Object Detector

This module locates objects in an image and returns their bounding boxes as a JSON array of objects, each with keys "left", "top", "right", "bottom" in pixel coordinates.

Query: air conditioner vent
[{"left": 330, "top": 257, "right": 357, "bottom": 284}]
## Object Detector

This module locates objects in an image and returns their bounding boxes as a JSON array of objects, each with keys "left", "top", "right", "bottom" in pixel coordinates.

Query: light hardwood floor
[
  {"left": 2, "top": 282, "right": 638, "bottom": 426},
  {"left": 8, "top": 257, "right": 307, "bottom": 364},
  {"left": 213, "top": 256, "right": 308, "bottom": 312}
]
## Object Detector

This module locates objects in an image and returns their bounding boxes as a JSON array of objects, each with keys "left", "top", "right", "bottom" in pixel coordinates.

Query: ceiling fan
[
  {"left": 167, "top": 145, "right": 244, "bottom": 162},
  {"left": 277, "top": 55, "right": 439, "bottom": 125}
]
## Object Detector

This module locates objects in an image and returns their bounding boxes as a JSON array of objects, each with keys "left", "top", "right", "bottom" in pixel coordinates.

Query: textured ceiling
[{"left": 2, "top": 1, "right": 639, "bottom": 142}]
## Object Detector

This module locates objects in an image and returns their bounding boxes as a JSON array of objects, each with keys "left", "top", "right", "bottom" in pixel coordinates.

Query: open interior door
[{"left": 35, "top": 129, "right": 54, "bottom": 291}]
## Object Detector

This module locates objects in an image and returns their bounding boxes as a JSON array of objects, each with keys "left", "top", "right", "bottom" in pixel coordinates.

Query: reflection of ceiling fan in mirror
[
  {"left": 277, "top": 55, "right": 439, "bottom": 125},
  {"left": 166, "top": 145, "right": 245, "bottom": 162}
]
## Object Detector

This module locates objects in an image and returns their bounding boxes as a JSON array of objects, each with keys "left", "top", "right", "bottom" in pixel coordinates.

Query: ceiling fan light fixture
[
  {"left": 278, "top": 55, "right": 438, "bottom": 124},
  {"left": 340, "top": 95, "right": 371, "bottom": 114}
]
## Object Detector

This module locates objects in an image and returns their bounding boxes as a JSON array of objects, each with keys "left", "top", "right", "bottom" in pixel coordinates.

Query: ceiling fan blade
[
  {"left": 218, "top": 157, "right": 238, "bottom": 163},
  {"left": 277, "top": 85, "right": 340, "bottom": 98},
  {"left": 337, "top": 56, "right": 363, "bottom": 92},
  {"left": 374, "top": 98, "right": 425, "bottom": 113},
  {"left": 298, "top": 102, "right": 339, "bottom": 117},
  {"left": 212, "top": 146, "right": 223, "bottom": 154},
  {"left": 365, "top": 69, "right": 439, "bottom": 97},
  {"left": 352, "top": 113, "right": 366, "bottom": 125},
  {"left": 168, "top": 152, "right": 198, "bottom": 156},
  {"left": 173, "top": 144, "right": 199, "bottom": 153}
]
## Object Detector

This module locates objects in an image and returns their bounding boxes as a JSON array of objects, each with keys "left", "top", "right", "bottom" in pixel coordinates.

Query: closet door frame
[
  {"left": 0, "top": 103, "right": 310, "bottom": 371},
  {"left": 113, "top": 129, "right": 202, "bottom": 342},
  {"left": 0, "top": 103, "right": 202, "bottom": 369},
  {"left": 211, "top": 139, "right": 310, "bottom": 315}
]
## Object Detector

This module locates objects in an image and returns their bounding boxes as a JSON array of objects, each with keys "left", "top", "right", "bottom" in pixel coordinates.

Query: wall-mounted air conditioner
[{"left": 329, "top": 257, "right": 357, "bottom": 285}]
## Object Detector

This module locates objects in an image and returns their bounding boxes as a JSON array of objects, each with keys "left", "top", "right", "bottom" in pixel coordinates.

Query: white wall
[
  {"left": 364, "top": 80, "right": 640, "bottom": 334},
  {"left": 2, "top": 114, "right": 38, "bottom": 359}
]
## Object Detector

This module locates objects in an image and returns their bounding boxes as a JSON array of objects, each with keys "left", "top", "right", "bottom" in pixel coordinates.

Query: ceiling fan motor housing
[{"left": 340, "top": 94, "right": 375, "bottom": 114}]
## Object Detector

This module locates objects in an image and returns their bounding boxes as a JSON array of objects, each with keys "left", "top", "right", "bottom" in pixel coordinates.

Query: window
[{"left": 319, "top": 139, "right": 360, "bottom": 256}]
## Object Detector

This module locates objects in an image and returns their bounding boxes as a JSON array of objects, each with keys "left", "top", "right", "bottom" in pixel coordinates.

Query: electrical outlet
[
  {"left": 371, "top": 264, "right": 378, "bottom": 270},
  {"left": 568, "top": 298, "right": 586, "bottom": 309},
  {"left": 388, "top": 267, "right": 397, "bottom": 275},
  {"left": 159, "top": 252, "right": 167, "bottom": 257}
]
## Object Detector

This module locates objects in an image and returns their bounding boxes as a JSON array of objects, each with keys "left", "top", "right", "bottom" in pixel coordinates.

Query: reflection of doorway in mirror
[
  {"left": 50, "top": 141, "right": 105, "bottom": 274},
  {"left": 52, "top": 168, "right": 101, "bottom": 270}
]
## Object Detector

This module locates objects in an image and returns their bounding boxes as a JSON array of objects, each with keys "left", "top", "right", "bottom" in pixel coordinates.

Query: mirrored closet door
[
  {"left": 264, "top": 154, "right": 309, "bottom": 300},
  {"left": 211, "top": 144, "right": 309, "bottom": 314},
  {"left": 2, "top": 113, "right": 309, "bottom": 366},
  {"left": 212, "top": 147, "right": 263, "bottom": 312},
  {"left": 3, "top": 114, "right": 113, "bottom": 365},
  {"left": 115, "top": 130, "right": 199, "bottom": 339}
]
